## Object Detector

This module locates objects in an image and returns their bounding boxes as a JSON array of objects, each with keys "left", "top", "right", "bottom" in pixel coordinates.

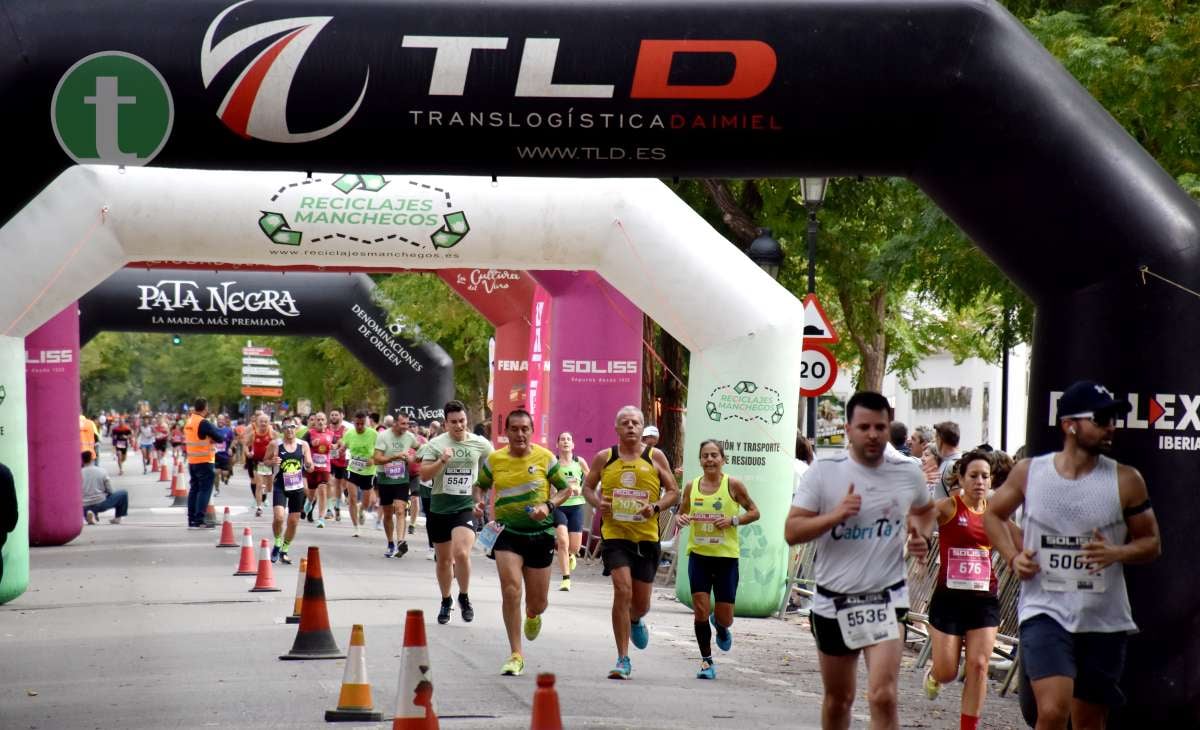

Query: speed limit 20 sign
[{"left": 800, "top": 344, "right": 837, "bottom": 397}]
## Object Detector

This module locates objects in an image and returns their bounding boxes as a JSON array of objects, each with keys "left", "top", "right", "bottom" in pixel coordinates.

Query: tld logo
[
  {"left": 27, "top": 349, "right": 74, "bottom": 365},
  {"left": 561, "top": 360, "right": 638, "bottom": 375}
]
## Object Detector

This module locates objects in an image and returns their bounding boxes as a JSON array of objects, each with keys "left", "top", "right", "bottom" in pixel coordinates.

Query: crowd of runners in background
[{"left": 78, "top": 380, "right": 1159, "bottom": 730}]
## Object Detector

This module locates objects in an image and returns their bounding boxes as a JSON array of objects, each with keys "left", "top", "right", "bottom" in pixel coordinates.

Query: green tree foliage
[
  {"left": 671, "top": 0, "right": 1199, "bottom": 390},
  {"left": 372, "top": 272, "right": 493, "bottom": 413}
]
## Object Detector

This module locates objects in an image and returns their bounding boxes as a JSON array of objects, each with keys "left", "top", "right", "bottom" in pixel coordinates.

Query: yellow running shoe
[
  {"left": 501, "top": 652, "right": 525, "bottom": 676},
  {"left": 559, "top": 578, "right": 571, "bottom": 591},
  {"left": 923, "top": 668, "right": 940, "bottom": 700},
  {"left": 524, "top": 614, "right": 543, "bottom": 641},
  {"left": 568, "top": 554, "right": 577, "bottom": 572}
]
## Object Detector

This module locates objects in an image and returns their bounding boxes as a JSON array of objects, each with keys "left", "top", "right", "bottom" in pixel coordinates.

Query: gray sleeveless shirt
[{"left": 1018, "top": 453, "right": 1135, "bottom": 633}]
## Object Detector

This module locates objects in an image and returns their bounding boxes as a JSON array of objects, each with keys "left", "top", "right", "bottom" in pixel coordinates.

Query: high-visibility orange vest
[
  {"left": 185, "top": 413, "right": 215, "bottom": 464},
  {"left": 79, "top": 416, "right": 97, "bottom": 456}
]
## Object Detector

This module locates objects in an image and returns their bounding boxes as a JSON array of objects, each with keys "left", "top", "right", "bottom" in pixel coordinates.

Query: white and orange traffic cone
[
  {"left": 250, "top": 539, "right": 281, "bottom": 592},
  {"left": 285, "top": 556, "right": 307, "bottom": 624},
  {"left": 279, "top": 547, "right": 344, "bottom": 660},
  {"left": 158, "top": 462, "right": 169, "bottom": 482},
  {"left": 170, "top": 473, "right": 188, "bottom": 507},
  {"left": 529, "top": 673, "right": 563, "bottom": 730},
  {"left": 233, "top": 528, "right": 257, "bottom": 576},
  {"left": 325, "top": 624, "right": 383, "bottom": 722},
  {"left": 392, "top": 609, "right": 438, "bottom": 729},
  {"left": 216, "top": 508, "right": 238, "bottom": 547}
]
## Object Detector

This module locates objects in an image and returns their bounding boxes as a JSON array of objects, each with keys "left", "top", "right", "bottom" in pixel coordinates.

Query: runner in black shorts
[
  {"left": 553, "top": 431, "right": 589, "bottom": 591},
  {"left": 582, "top": 405, "right": 679, "bottom": 681},
  {"left": 675, "top": 439, "right": 759, "bottom": 680},
  {"left": 922, "top": 451, "right": 1002, "bottom": 730}
]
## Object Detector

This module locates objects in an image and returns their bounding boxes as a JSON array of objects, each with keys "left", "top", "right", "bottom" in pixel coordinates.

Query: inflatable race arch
[
  {"left": 0, "top": 0, "right": 1198, "bottom": 720},
  {"left": 20, "top": 268, "right": 455, "bottom": 548}
]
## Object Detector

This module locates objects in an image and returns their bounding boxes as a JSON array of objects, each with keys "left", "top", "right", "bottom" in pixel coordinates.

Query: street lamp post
[
  {"left": 746, "top": 227, "right": 783, "bottom": 281},
  {"left": 802, "top": 177, "right": 829, "bottom": 442}
]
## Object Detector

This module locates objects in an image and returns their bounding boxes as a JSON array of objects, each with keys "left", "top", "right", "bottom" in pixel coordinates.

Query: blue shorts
[
  {"left": 1019, "top": 614, "right": 1127, "bottom": 707},
  {"left": 687, "top": 552, "right": 739, "bottom": 604},
  {"left": 553, "top": 504, "right": 585, "bottom": 532}
]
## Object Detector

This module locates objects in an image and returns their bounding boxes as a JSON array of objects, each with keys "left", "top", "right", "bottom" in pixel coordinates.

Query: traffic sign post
[{"left": 801, "top": 293, "right": 839, "bottom": 344}]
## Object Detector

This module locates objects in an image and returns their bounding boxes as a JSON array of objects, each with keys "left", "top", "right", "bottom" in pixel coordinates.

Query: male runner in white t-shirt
[{"left": 786, "top": 390, "right": 936, "bottom": 730}]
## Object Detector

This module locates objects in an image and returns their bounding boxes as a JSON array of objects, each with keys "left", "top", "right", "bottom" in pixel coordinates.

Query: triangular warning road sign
[{"left": 802, "top": 293, "right": 839, "bottom": 344}]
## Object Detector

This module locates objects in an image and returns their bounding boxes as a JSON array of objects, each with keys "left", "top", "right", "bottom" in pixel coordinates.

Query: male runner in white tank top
[{"left": 986, "top": 380, "right": 1160, "bottom": 730}]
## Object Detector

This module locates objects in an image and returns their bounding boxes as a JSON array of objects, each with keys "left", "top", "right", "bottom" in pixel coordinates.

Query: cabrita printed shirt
[{"left": 792, "top": 451, "right": 929, "bottom": 618}]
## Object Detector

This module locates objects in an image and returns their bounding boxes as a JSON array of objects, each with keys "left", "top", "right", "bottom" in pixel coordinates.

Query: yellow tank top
[
  {"left": 686, "top": 474, "right": 740, "bottom": 558},
  {"left": 599, "top": 445, "right": 662, "bottom": 543}
]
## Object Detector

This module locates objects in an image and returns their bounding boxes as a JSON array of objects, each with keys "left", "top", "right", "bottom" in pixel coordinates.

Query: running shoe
[
  {"left": 271, "top": 544, "right": 280, "bottom": 563},
  {"left": 385, "top": 544, "right": 397, "bottom": 558},
  {"left": 608, "top": 656, "right": 632, "bottom": 680},
  {"left": 302, "top": 498, "right": 313, "bottom": 518},
  {"left": 630, "top": 619, "right": 649, "bottom": 650},
  {"left": 408, "top": 524, "right": 415, "bottom": 535},
  {"left": 325, "top": 509, "right": 334, "bottom": 520},
  {"left": 374, "top": 517, "right": 383, "bottom": 531},
  {"left": 523, "top": 614, "right": 543, "bottom": 641},
  {"left": 396, "top": 542, "right": 409, "bottom": 558},
  {"left": 85, "top": 511, "right": 98, "bottom": 525},
  {"left": 316, "top": 519, "right": 325, "bottom": 529},
  {"left": 334, "top": 504, "right": 341, "bottom": 522},
  {"left": 279, "top": 550, "right": 291, "bottom": 565},
  {"left": 109, "top": 517, "right": 122, "bottom": 524},
  {"left": 426, "top": 548, "right": 436, "bottom": 560},
  {"left": 352, "top": 526, "right": 361, "bottom": 538},
  {"left": 559, "top": 578, "right": 571, "bottom": 592},
  {"left": 501, "top": 653, "right": 525, "bottom": 676},
  {"left": 255, "top": 506, "right": 263, "bottom": 517},
  {"left": 923, "top": 668, "right": 940, "bottom": 700},
  {"left": 697, "top": 659, "right": 716, "bottom": 680},
  {"left": 711, "top": 614, "right": 732, "bottom": 652},
  {"left": 458, "top": 594, "right": 474, "bottom": 622},
  {"left": 437, "top": 599, "right": 452, "bottom": 625},
  {"left": 569, "top": 554, "right": 577, "bottom": 573}
]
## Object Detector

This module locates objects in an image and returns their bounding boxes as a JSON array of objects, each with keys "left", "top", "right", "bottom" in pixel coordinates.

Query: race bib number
[
  {"left": 946, "top": 547, "right": 991, "bottom": 591},
  {"left": 348, "top": 457, "right": 369, "bottom": 472},
  {"left": 384, "top": 460, "right": 408, "bottom": 480},
  {"left": 567, "top": 476, "right": 582, "bottom": 498},
  {"left": 690, "top": 512, "right": 724, "bottom": 544},
  {"left": 311, "top": 453, "right": 329, "bottom": 470},
  {"left": 255, "top": 463, "right": 273, "bottom": 476},
  {"left": 443, "top": 467, "right": 474, "bottom": 495},
  {"left": 834, "top": 591, "right": 899, "bottom": 650},
  {"left": 477, "top": 521, "right": 505, "bottom": 553},
  {"left": 115, "top": 440, "right": 127, "bottom": 449},
  {"left": 613, "top": 488, "right": 648, "bottom": 522},
  {"left": 1040, "top": 535, "right": 1105, "bottom": 593},
  {"left": 214, "top": 442, "right": 226, "bottom": 453},
  {"left": 329, "top": 446, "right": 342, "bottom": 460},
  {"left": 282, "top": 470, "right": 304, "bottom": 490}
]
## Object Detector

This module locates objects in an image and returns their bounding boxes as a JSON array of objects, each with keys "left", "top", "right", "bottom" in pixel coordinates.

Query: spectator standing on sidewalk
[{"left": 184, "top": 398, "right": 222, "bottom": 529}]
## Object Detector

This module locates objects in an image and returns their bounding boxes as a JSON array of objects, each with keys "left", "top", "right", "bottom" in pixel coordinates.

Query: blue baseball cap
[{"left": 1057, "top": 381, "right": 1132, "bottom": 420}]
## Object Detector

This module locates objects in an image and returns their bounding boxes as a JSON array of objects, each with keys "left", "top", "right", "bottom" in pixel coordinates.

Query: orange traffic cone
[
  {"left": 392, "top": 609, "right": 438, "bottom": 729},
  {"left": 151, "top": 453, "right": 158, "bottom": 471},
  {"left": 325, "top": 624, "right": 383, "bottom": 722},
  {"left": 280, "top": 546, "right": 344, "bottom": 660},
  {"left": 529, "top": 673, "right": 563, "bottom": 730},
  {"left": 204, "top": 503, "right": 217, "bottom": 527},
  {"left": 170, "top": 474, "right": 188, "bottom": 507},
  {"left": 216, "top": 508, "right": 238, "bottom": 547},
  {"left": 285, "top": 557, "right": 308, "bottom": 624},
  {"left": 250, "top": 539, "right": 282, "bottom": 592},
  {"left": 234, "top": 528, "right": 257, "bottom": 576},
  {"left": 158, "top": 462, "right": 169, "bottom": 482}
]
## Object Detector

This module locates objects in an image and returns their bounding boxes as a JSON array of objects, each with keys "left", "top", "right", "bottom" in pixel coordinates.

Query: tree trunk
[
  {"left": 642, "top": 315, "right": 656, "bottom": 418},
  {"left": 658, "top": 329, "right": 686, "bottom": 471},
  {"left": 838, "top": 287, "right": 889, "bottom": 392}
]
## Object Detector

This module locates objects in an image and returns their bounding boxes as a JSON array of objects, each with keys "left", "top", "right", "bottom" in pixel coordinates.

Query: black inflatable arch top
[
  {"left": 79, "top": 269, "right": 454, "bottom": 422},
  {"left": 5, "top": 0, "right": 1200, "bottom": 722}
]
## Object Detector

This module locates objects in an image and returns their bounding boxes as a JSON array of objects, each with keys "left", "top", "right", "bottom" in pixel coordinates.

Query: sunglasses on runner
[{"left": 1070, "top": 412, "right": 1116, "bottom": 428}]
